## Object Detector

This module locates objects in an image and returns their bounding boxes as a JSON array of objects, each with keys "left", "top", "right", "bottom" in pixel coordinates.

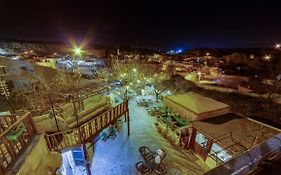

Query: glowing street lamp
[
  {"left": 72, "top": 46, "right": 84, "bottom": 78},
  {"left": 250, "top": 54, "right": 254, "bottom": 59},
  {"left": 275, "top": 43, "right": 280, "bottom": 49},
  {"left": 264, "top": 54, "right": 271, "bottom": 61},
  {"left": 74, "top": 47, "right": 82, "bottom": 55}
]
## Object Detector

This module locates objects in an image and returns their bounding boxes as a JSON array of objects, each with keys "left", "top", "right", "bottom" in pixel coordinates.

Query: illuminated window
[
  {"left": 210, "top": 143, "right": 232, "bottom": 161},
  {"left": 195, "top": 132, "right": 208, "bottom": 147}
]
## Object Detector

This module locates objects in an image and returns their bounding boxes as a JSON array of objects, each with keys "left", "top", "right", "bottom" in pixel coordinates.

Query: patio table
[{"left": 145, "top": 158, "right": 156, "bottom": 174}]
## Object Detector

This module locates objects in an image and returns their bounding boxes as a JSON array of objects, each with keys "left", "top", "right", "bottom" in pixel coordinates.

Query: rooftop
[
  {"left": 165, "top": 92, "right": 229, "bottom": 115},
  {"left": 192, "top": 113, "right": 281, "bottom": 154}
]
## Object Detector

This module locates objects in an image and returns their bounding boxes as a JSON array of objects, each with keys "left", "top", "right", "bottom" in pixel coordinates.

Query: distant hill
[
  {"left": 0, "top": 38, "right": 160, "bottom": 56},
  {"left": 183, "top": 48, "right": 281, "bottom": 57}
]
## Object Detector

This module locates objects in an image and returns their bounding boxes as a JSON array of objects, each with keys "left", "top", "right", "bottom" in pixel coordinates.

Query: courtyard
[{"left": 89, "top": 96, "right": 209, "bottom": 175}]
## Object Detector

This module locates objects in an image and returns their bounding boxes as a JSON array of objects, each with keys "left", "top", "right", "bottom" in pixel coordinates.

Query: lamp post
[{"left": 72, "top": 47, "right": 84, "bottom": 126}]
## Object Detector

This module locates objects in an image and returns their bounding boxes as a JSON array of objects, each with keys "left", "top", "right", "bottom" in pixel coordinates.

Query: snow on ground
[{"left": 90, "top": 96, "right": 209, "bottom": 175}]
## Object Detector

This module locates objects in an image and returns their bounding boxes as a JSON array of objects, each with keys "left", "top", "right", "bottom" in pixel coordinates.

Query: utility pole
[
  {"left": 73, "top": 49, "right": 84, "bottom": 112},
  {"left": 72, "top": 94, "right": 79, "bottom": 126},
  {"left": 48, "top": 96, "right": 60, "bottom": 132}
]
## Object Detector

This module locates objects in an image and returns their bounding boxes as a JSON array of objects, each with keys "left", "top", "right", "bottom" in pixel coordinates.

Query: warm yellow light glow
[
  {"left": 133, "top": 68, "right": 137, "bottom": 72},
  {"left": 74, "top": 47, "right": 82, "bottom": 55},
  {"left": 276, "top": 43, "right": 281, "bottom": 49},
  {"left": 264, "top": 55, "right": 271, "bottom": 61}
]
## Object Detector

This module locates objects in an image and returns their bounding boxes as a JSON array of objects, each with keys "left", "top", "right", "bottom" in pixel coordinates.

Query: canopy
[{"left": 164, "top": 92, "right": 229, "bottom": 121}]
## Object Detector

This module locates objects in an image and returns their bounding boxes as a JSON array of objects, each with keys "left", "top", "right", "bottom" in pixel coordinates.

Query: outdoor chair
[
  {"left": 153, "top": 163, "right": 167, "bottom": 174},
  {"left": 136, "top": 161, "right": 150, "bottom": 174},
  {"left": 139, "top": 146, "right": 153, "bottom": 161},
  {"left": 152, "top": 149, "right": 167, "bottom": 163}
]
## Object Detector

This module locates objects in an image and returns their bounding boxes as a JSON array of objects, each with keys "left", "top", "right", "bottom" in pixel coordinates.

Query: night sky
[{"left": 0, "top": 0, "right": 280, "bottom": 50}]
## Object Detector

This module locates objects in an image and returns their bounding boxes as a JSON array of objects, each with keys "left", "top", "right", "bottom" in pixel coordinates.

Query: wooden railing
[
  {"left": 44, "top": 100, "right": 129, "bottom": 152},
  {"left": 0, "top": 112, "right": 37, "bottom": 175}
]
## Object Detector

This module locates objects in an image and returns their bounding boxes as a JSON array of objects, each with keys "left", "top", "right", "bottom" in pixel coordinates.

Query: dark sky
[{"left": 0, "top": 0, "right": 281, "bottom": 50}]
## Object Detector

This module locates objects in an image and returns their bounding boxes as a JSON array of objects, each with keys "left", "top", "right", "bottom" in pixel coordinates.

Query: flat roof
[
  {"left": 192, "top": 113, "right": 280, "bottom": 154},
  {"left": 165, "top": 92, "right": 229, "bottom": 114}
]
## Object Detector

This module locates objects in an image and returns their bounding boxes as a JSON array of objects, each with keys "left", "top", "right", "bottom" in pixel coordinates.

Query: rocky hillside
[{"left": 0, "top": 39, "right": 67, "bottom": 55}]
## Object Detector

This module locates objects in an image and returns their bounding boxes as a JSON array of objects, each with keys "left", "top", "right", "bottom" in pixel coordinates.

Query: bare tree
[{"left": 98, "top": 59, "right": 168, "bottom": 100}]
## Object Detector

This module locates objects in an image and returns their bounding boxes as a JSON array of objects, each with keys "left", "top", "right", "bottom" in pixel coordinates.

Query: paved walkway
[{"left": 90, "top": 97, "right": 209, "bottom": 175}]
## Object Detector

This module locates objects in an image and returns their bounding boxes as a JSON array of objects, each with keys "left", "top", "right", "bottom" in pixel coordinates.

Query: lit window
[{"left": 195, "top": 132, "right": 208, "bottom": 147}]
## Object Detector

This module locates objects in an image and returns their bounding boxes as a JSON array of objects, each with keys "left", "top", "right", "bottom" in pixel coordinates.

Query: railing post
[
  {"left": 5, "top": 139, "right": 16, "bottom": 162},
  {"left": 127, "top": 110, "right": 130, "bottom": 136},
  {"left": 0, "top": 163, "right": 4, "bottom": 175},
  {"left": 44, "top": 135, "right": 51, "bottom": 150},
  {"left": 27, "top": 112, "right": 38, "bottom": 135},
  {"left": 81, "top": 144, "right": 91, "bottom": 175},
  {"left": 78, "top": 127, "right": 82, "bottom": 144},
  {"left": 123, "top": 102, "right": 127, "bottom": 122}
]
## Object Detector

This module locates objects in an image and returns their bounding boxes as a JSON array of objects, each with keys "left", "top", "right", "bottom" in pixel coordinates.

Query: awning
[{"left": 164, "top": 92, "right": 230, "bottom": 121}]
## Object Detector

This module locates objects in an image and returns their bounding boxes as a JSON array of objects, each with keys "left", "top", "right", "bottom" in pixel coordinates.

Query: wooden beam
[
  {"left": 81, "top": 144, "right": 91, "bottom": 175},
  {"left": 187, "top": 127, "right": 197, "bottom": 150},
  {"left": 127, "top": 111, "right": 130, "bottom": 136}
]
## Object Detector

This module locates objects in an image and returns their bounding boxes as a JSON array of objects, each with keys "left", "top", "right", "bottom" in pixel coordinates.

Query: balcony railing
[
  {"left": 44, "top": 99, "right": 129, "bottom": 151},
  {"left": 0, "top": 112, "right": 37, "bottom": 174}
]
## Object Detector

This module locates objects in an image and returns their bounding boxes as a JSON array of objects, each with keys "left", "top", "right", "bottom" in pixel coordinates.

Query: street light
[
  {"left": 264, "top": 54, "right": 271, "bottom": 61},
  {"left": 72, "top": 46, "right": 84, "bottom": 121},
  {"left": 275, "top": 43, "right": 280, "bottom": 49},
  {"left": 74, "top": 47, "right": 82, "bottom": 55}
]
